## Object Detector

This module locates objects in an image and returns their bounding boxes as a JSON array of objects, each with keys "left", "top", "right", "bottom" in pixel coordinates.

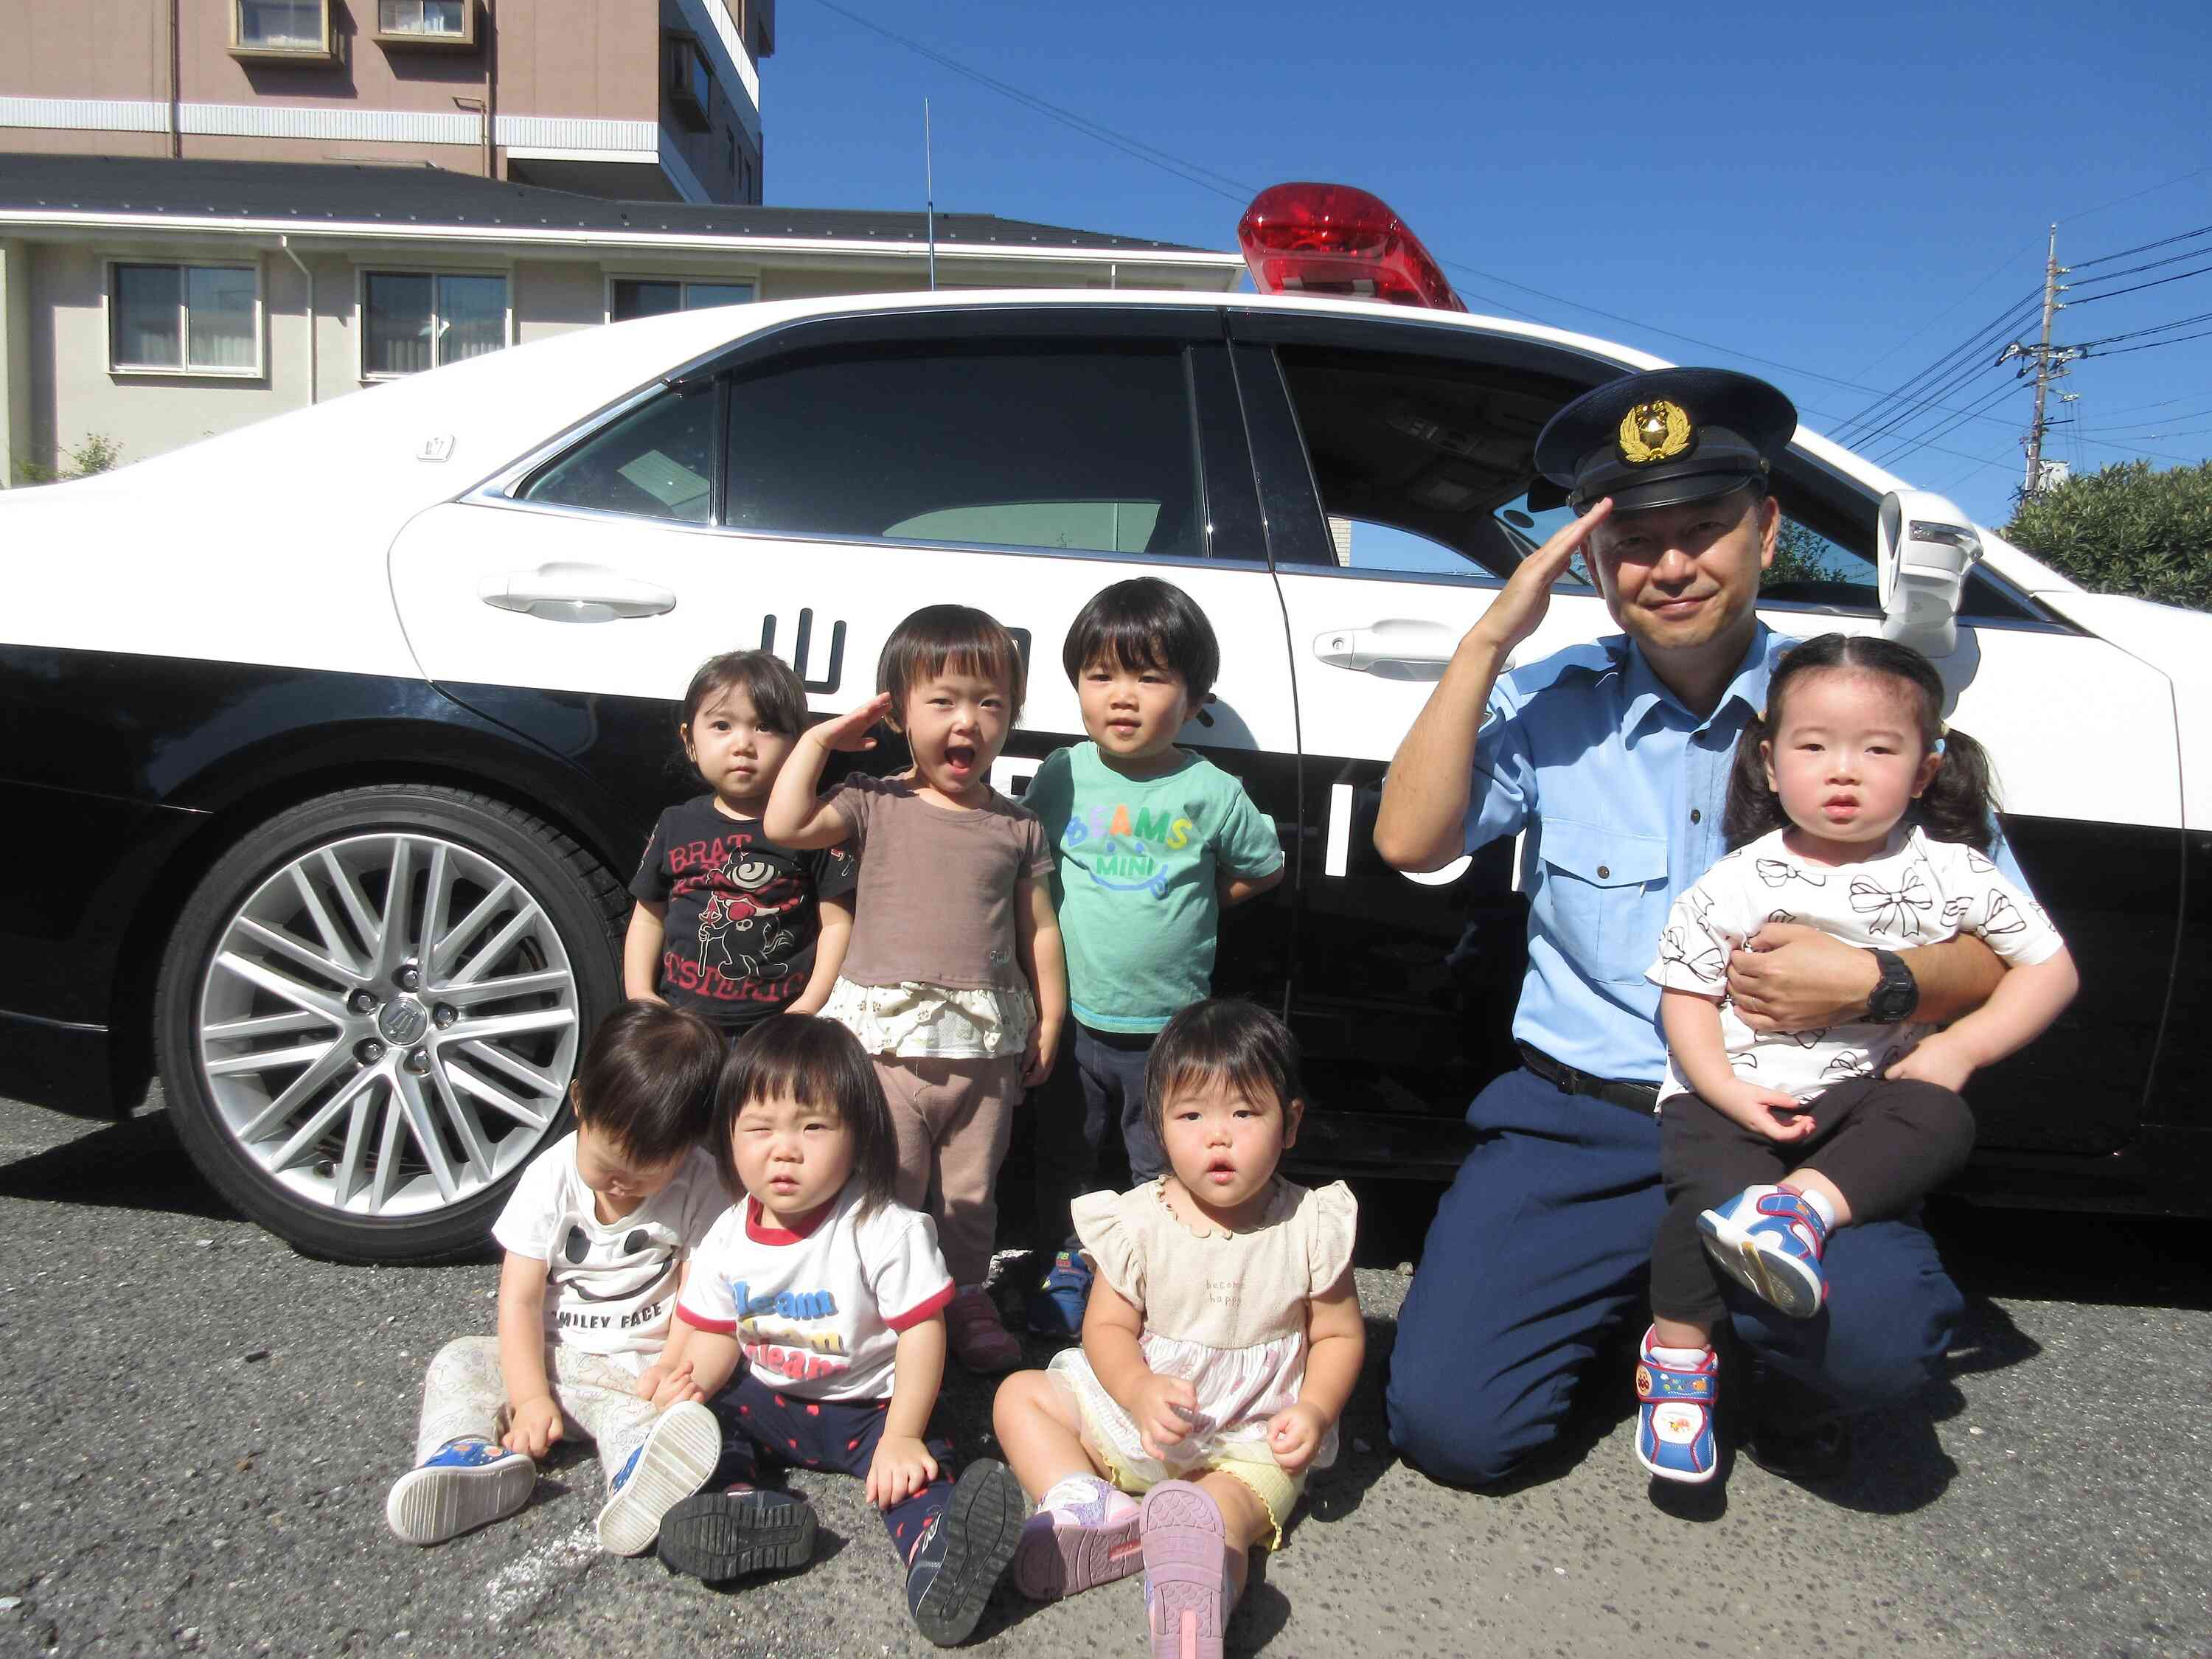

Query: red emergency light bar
[{"left": 1237, "top": 182, "right": 1466, "bottom": 313}]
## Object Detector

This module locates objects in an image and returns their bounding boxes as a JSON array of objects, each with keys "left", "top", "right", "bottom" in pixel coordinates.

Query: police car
[{"left": 4, "top": 184, "right": 2205, "bottom": 1261}]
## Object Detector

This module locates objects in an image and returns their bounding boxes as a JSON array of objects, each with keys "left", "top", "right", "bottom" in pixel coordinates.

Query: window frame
[
  {"left": 371, "top": 0, "right": 478, "bottom": 48},
  {"left": 667, "top": 35, "right": 714, "bottom": 131},
  {"left": 355, "top": 267, "right": 512, "bottom": 382},
  {"left": 602, "top": 274, "right": 759, "bottom": 326},
  {"left": 103, "top": 257, "right": 265, "bottom": 380},
  {"left": 229, "top": 0, "right": 335, "bottom": 60}
]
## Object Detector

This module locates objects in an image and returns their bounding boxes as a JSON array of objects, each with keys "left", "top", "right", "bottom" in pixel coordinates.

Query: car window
[
  {"left": 520, "top": 387, "right": 716, "bottom": 523},
  {"left": 1761, "top": 484, "right": 2038, "bottom": 622},
  {"left": 722, "top": 341, "right": 1205, "bottom": 560},
  {"left": 1272, "top": 345, "right": 1585, "bottom": 581}
]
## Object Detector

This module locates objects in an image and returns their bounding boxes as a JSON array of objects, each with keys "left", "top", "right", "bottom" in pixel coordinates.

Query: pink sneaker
[
  {"left": 1140, "top": 1480, "right": 1236, "bottom": 1659},
  {"left": 1012, "top": 1479, "right": 1143, "bottom": 1600},
  {"left": 946, "top": 1287, "right": 1023, "bottom": 1374}
]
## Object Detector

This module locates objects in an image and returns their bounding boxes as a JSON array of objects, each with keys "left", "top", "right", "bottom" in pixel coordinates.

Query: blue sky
[{"left": 759, "top": 0, "right": 2211, "bottom": 532}]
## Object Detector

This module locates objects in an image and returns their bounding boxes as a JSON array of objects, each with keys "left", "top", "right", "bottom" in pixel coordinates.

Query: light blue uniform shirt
[{"left": 1463, "top": 624, "right": 2023, "bottom": 1085}]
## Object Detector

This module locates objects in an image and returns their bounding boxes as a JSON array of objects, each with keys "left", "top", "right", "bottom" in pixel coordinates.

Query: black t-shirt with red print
[{"left": 630, "top": 796, "right": 858, "bottom": 1031}]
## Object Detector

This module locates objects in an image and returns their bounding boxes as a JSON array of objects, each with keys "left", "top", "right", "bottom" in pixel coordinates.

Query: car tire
[{"left": 153, "top": 785, "right": 625, "bottom": 1263}]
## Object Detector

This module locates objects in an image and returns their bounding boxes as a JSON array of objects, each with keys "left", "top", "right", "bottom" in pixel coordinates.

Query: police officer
[{"left": 1375, "top": 367, "right": 2010, "bottom": 1487}]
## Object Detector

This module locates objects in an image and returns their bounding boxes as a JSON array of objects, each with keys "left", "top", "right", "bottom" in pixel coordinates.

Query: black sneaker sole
[
  {"left": 657, "top": 1491, "right": 817, "bottom": 1582},
  {"left": 911, "top": 1460, "right": 1026, "bottom": 1647}
]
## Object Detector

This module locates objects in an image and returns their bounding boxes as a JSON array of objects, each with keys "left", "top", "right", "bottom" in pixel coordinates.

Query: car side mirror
[{"left": 1877, "top": 490, "right": 1981, "bottom": 658}]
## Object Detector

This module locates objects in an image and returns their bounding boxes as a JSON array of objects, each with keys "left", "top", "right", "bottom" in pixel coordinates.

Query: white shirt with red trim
[{"left": 676, "top": 1185, "right": 953, "bottom": 1404}]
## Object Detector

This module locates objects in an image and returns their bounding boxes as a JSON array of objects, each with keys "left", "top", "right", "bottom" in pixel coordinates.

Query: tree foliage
[
  {"left": 2003, "top": 459, "right": 2212, "bottom": 612},
  {"left": 1764, "top": 518, "right": 1852, "bottom": 588}
]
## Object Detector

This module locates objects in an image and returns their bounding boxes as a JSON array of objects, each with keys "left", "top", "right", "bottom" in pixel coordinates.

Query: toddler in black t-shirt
[{"left": 626, "top": 651, "right": 857, "bottom": 1034}]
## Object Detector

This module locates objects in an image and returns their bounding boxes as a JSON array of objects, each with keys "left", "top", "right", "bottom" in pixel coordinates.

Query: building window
[
  {"left": 109, "top": 262, "right": 260, "bottom": 375},
  {"left": 362, "top": 272, "right": 508, "bottom": 377},
  {"left": 668, "top": 37, "right": 713, "bottom": 131},
  {"left": 610, "top": 279, "right": 755, "bottom": 322},
  {"left": 232, "top": 0, "right": 333, "bottom": 56},
  {"left": 374, "top": 0, "right": 476, "bottom": 46}
]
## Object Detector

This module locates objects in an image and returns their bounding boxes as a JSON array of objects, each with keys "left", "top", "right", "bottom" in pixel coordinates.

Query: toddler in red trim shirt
[{"left": 653, "top": 1015, "right": 1026, "bottom": 1648}]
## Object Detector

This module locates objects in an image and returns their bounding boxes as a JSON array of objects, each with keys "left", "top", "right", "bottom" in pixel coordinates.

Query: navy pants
[
  {"left": 1385, "top": 1067, "right": 1965, "bottom": 1488},
  {"left": 709, "top": 1371, "right": 956, "bottom": 1560},
  {"left": 1033, "top": 1024, "right": 1167, "bottom": 1247}
]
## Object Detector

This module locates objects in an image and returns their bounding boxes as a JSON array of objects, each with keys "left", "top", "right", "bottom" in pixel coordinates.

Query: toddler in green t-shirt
[{"left": 1020, "top": 578, "right": 1286, "bottom": 1334}]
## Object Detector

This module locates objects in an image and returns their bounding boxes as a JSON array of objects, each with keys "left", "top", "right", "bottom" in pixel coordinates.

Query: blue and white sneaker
[
  {"left": 1023, "top": 1248, "right": 1093, "bottom": 1336},
  {"left": 1697, "top": 1183, "right": 1831, "bottom": 1319},
  {"left": 1632, "top": 1328, "right": 1719, "bottom": 1485},
  {"left": 594, "top": 1401, "right": 723, "bottom": 1556},
  {"left": 385, "top": 1436, "right": 535, "bottom": 1544}
]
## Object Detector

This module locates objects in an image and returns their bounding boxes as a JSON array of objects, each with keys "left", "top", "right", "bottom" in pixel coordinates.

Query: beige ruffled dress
[{"left": 1048, "top": 1176, "right": 1357, "bottom": 1490}]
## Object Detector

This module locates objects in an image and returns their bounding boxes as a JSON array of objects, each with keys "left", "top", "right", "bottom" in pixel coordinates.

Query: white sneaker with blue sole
[{"left": 1697, "top": 1183, "right": 1831, "bottom": 1319}]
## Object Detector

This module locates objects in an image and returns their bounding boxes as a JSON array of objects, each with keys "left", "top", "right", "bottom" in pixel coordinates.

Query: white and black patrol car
[{"left": 4, "top": 184, "right": 2205, "bottom": 1261}]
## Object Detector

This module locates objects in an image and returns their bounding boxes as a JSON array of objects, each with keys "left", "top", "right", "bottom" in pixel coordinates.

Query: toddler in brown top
[{"left": 765, "top": 604, "right": 1067, "bottom": 1372}]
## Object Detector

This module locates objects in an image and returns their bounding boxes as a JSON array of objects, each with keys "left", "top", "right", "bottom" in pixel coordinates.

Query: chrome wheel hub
[{"left": 195, "top": 832, "right": 581, "bottom": 1219}]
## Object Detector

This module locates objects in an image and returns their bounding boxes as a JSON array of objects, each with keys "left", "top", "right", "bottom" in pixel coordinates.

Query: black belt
[{"left": 1517, "top": 1043, "right": 1661, "bottom": 1114}]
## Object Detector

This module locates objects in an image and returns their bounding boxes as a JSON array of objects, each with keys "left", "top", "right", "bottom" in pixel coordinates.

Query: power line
[
  {"left": 1829, "top": 297, "right": 2039, "bottom": 443},
  {"left": 2067, "top": 241, "right": 2212, "bottom": 288},
  {"left": 2067, "top": 260, "right": 2212, "bottom": 305},
  {"left": 2070, "top": 220, "right": 2212, "bottom": 268},
  {"left": 2059, "top": 164, "right": 2212, "bottom": 227},
  {"left": 2073, "top": 307, "right": 2212, "bottom": 350},
  {"left": 1872, "top": 378, "right": 2023, "bottom": 469},
  {"left": 2086, "top": 324, "right": 2212, "bottom": 358}
]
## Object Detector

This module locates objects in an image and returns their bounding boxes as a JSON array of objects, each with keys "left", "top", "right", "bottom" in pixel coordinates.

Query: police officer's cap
[{"left": 1534, "top": 367, "right": 1798, "bottom": 515}]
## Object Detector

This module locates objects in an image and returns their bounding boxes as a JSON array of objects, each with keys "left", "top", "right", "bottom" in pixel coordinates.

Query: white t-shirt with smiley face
[{"left": 493, "top": 1133, "right": 727, "bottom": 1376}]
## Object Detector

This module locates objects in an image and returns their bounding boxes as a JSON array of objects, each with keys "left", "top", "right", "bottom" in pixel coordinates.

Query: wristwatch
[{"left": 1866, "top": 949, "right": 1919, "bottom": 1023}]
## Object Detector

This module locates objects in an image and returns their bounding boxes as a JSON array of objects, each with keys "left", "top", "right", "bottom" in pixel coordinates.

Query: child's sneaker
[
  {"left": 1697, "top": 1183, "right": 1831, "bottom": 1318},
  {"left": 595, "top": 1401, "right": 722, "bottom": 1556},
  {"left": 905, "top": 1458, "right": 1026, "bottom": 1646},
  {"left": 384, "top": 1437, "right": 535, "bottom": 1545},
  {"left": 1023, "top": 1249, "right": 1094, "bottom": 1337},
  {"left": 656, "top": 1484, "right": 816, "bottom": 1582},
  {"left": 1632, "top": 1326, "right": 1719, "bottom": 1485},
  {"left": 946, "top": 1287, "right": 1024, "bottom": 1374},
  {"left": 1140, "top": 1479, "right": 1237, "bottom": 1659},
  {"left": 1012, "top": 1473, "right": 1142, "bottom": 1599}
]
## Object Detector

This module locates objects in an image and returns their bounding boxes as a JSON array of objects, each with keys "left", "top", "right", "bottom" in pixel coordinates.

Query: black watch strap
[{"left": 1867, "top": 948, "right": 1919, "bottom": 1023}]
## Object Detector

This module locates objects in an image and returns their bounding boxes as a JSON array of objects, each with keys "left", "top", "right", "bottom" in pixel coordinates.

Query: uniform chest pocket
[{"left": 1536, "top": 820, "right": 1673, "bottom": 985}]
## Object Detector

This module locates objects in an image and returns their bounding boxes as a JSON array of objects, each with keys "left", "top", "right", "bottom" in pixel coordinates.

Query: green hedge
[{"left": 2003, "top": 459, "right": 2212, "bottom": 612}]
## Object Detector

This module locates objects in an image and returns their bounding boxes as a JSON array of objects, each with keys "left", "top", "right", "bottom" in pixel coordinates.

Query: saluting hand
[
  {"left": 1467, "top": 498, "right": 1613, "bottom": 659},
  {"left": 810, "top": 692, "right": 894, "bottom": 753}
]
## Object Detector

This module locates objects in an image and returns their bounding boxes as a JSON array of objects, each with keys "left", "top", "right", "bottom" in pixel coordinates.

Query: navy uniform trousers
[{"left": 1384, "top": 1065, "right": 1965, "bottom": 1487}]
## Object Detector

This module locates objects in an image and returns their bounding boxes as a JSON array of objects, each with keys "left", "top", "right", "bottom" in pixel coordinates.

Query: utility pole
[
  {"left": 924, "top": 100, "right": 937, "bottom": 292},
  {"left": 2002, "top": 225, "right": 2080, "bottom": 496}
]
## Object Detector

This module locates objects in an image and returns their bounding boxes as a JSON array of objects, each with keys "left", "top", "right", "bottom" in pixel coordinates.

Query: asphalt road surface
[{"left": 1, "top": 1091, "right": 2205, "bottom": 1659}]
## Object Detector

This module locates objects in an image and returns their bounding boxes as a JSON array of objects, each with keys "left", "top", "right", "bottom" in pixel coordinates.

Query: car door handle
[
  {"left": 1312, "top": 620, "right": 1498, "bottom": 681},
  {"left": 477, "top": 563, "right": 678, "bottom": 624}
]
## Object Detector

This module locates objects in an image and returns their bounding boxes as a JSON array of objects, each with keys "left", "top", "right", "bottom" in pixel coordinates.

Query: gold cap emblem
[{"left": 1618, "top": 400, "right": 1693, "bottom": 465}]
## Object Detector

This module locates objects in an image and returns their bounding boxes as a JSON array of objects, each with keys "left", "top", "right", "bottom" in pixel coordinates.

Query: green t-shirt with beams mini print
[{"left": 1024, "top": 742, "right": 1285, "bottom": 1034}]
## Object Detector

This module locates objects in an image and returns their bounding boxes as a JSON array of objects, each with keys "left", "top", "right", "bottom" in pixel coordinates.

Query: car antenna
[{"left": 924, "top": 98, "right": 938, "bottom": 292}]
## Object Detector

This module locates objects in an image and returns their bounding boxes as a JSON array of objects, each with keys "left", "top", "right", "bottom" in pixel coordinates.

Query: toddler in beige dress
[{"left": 992, "top": 1000, "right": 1364, "bottom": 1659}]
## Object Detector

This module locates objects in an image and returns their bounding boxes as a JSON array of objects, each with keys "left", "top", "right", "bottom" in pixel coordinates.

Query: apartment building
[{"left": 0, "top": 0, "right": 772, "bottom": 205}]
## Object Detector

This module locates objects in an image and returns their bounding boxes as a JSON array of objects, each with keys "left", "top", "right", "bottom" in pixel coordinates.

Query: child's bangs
[
  {"left": 1077, "top": 616, "right": 1173, "bottom": 680},
  {"left": 878, "top": 605, "right": 1028, "bottom": 723},
  {"left": 1152, "top": 1047, "right": 1293, "bottom": 1115}
]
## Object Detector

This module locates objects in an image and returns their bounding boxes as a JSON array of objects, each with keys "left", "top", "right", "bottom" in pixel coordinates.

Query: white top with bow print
[{"left": 1645, "top": 824, "right": 2066, "bottom": 1105}]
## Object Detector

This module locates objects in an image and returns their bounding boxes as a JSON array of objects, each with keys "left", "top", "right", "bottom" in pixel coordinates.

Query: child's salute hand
[
  {"left": 1130, "top": 1372, "right": 1200, "bottom": 1461},
  {"left": 864, "top": 1433, "right": 939, "bottom": 1509},
  {"left": 810, "top": 693, "right": 894, "bottom": 753},
  {"left": 502, "top": 1395, "right": 564, "bottom": 1460},
  {"left": 1265, "top": 1401, "right": 1331, "bottom": 1473}
]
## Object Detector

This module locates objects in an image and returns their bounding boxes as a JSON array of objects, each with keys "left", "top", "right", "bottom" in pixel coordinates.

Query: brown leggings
[
  {"left": 872, "top": 1054, "right": 1025, "bottom": 1287},
  {"left": 1652, "top": 1075, "right": 1975, "bottom": 1326}
]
